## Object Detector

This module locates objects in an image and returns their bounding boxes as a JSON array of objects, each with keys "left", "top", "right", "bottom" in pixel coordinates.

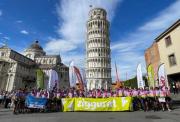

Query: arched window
[
  {"left": 98, "top": 21, "right": 100, "bottom": 28},
  {"left": 94, "top": 11, "right": 96, "bottom": 15},
  {"left": 43, "top": 59, "right": 47, "bottom": 64},
  {"left": 49, "top": 59, "right": 52, "bottom": 64}
]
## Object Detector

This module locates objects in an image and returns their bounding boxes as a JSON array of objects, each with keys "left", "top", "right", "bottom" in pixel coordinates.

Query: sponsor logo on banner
[
  {"left": 76, "top": 98, "right": 117, "bottom": 110},
  {"left": 25, "top": 95, "right": 47, "bottom": 109},
  {"left": 121, "top": 97, "right": 128, "bottom": 107},
  {"left": 158, "top": 64, "right": 169, "bottom": 90},
  {"left": 61, "top": 97, "right": 133, "bottom": 111},
  {"left": 61, "top": 98, "right": 75, "bottom": 112}
]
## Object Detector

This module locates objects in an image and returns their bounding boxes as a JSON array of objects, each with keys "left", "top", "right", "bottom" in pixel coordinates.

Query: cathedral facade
[{"left": 0, "top": 41, "right": 69, "bottom": 91}]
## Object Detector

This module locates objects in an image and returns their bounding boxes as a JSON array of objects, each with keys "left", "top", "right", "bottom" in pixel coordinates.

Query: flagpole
[{"left": 115, "top": 61, "right": 120, "bottom": 82}]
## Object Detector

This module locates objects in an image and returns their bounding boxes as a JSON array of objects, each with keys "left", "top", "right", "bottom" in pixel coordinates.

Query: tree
[
  {"left": 123, "top": 77, "right": 137, "bottom": 88},
  {"left": 123, "top": 75, "right": 148, "bottom": 88}
]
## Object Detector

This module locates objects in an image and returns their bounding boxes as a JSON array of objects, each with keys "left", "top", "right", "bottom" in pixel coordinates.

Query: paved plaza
[
  {"left": 0, "top": 94, "right": 180, "bottom": 122},
  {"left": 0, "top": 107, "right": 180, "bottom": 122}
]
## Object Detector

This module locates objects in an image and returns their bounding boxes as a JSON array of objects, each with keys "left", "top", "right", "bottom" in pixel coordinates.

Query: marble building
[
  {"left": 0, "top": 41, "right": 69, "bottom": 91},
  {"left": 86, "top": 8, "right": 112, "bottom": 90}
]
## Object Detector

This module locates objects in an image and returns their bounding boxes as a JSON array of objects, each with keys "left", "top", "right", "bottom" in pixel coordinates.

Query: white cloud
[
  {"left": 111, "top": 0, "right": 180, "bottom": 80},
  {"left": 57, "top": 0, "right": 121, "bottom": 43},
  {"left": 0, "top": 10, "right": 2, "bottom": 16},
  {"left": 45, "top": 38, "right": 77, "bottom": 54},
  {"left": 45, "top": 0, "right": 122, "bottom": 67},
  {"left": 139, "top": 1, "right": 180, "bottom": 31},
  {"left": 3, "top": 36, "right": 10, "bottom": 40},
  {"left": 16, "top": 20, "right": 23, "bottom": 23},
  {"left": 61, "top": 52, "right": 85, "bottom": 68},
  {"left": 20, "top": 30, "right": 29, "bottom": 35}
]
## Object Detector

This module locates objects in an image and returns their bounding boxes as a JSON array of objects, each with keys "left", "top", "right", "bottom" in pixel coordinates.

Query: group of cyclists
[{"left": 0, "top": 86, "right": 172, "bottom": 114}]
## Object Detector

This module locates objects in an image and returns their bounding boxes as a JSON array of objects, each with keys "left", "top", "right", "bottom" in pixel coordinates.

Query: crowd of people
[
  {"left": 0, "top": 91, "right": 13, "bottom": 108},
  {"left": 0, "top": 86, "right": 173, "bottom": 114}
]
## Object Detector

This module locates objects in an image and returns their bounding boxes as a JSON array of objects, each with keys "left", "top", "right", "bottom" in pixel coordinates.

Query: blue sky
[{"left": 0, "top": 0, "right": 180, "bottom": 81}]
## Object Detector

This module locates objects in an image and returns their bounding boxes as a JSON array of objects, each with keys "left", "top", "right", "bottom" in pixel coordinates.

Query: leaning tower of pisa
[{"left": 86, "top": 8, "right": 111, "bottom": 90}]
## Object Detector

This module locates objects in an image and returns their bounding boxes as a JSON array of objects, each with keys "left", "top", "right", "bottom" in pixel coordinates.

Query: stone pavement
[
  {"left": 0, "top": 108, "right": 180, "bottom": 122},
  {"left": 0, "top": 106, "right": 180, "bottom": 122},
  {"left": 171, "top": 93, "right": 180, "bottom": 105},
  {"left": 0, "top": 94, "right": 179, "bottom": 122},
  {"left": 171, "top": 93, "right": 180, "bottom": 101}
]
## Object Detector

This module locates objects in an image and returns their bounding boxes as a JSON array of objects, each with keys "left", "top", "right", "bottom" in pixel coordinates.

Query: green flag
[
  {"left": 36, "top": 69, "right": 44, "bottom": 89},
  {"left": 147, "top": 64, "right": 155, "bottom": 88}
]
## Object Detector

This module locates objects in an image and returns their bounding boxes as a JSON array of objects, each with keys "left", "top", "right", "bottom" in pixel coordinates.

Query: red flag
[
  {"left": 73, "top": 66, "right": 84, "bottom": 90},
  {"left": 115, "top": 62, "right": 122, "bottom": 88}
]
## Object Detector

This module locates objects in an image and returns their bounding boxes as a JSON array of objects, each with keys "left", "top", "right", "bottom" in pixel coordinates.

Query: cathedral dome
[
  {"left": 24, "top": 40, "right": 46, "bottom": 60},
  {"left": 28, "top": 40, "right": 43, "bottom": 51}
]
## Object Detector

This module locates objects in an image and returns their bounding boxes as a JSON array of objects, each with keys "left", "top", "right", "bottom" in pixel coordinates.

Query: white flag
[
  {"left": 137, "top": 63, "right": 145, "bottom": 88},
  {"left": 44, "top": 69, "right": 59, "bottom": 90},
  {"left": 69, "top": 61, "right": 76, "bottom": 87},
  {"left": 158, "top": 64, "right": 168, "bottom": 90}
]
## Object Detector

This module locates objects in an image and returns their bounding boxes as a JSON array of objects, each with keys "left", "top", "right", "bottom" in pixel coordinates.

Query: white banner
[
  {"left": 158, "top": 64, "right": 168, "bottom": 90},
  {"left": 137, "top": 63, "right": 145, "bottom": 88},
  {"left": 44, "top": 69, "right": 59, "bottom": 90},
  {"left": 69, "top": 61, "right": 76, "bottom": 87}
]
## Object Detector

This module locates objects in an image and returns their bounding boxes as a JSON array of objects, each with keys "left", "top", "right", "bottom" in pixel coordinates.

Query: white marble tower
[{"left": 86, "top": 8, "right": 111, "bottom": 90}]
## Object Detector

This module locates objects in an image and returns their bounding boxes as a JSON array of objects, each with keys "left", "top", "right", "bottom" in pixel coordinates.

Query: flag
[
  {"left": 147, "top": 64, "right": 155, "bottom": 88},
  {"left": 44, "top": 69, "right": 59, "bottom": 90},
  {"left": 74, "top": 66, "right": 84, "bottom": 90},
  {"left": 43, "top": 70, "right": 51, "bottom": 89},
  {"left": 69, "top": 61, "right": 76, "bottom": 87},
  {"left": 25, "top": 95, "right": 47, "bottom": 109},
  {"left": 153, "top": 65, "right": 159, "bottom": 87},
  {"left": 158, "top": 63, "right": 169, "bottom": 90},
  {"left": 115, "top": 62, "right": 120, "bottom": 82},
  {"left": 137, "top": 63, "right": 145, "bottom": 88},
  {"left": 115, "top": 62, "right": 122, "bottom": 88},
  {"left": 36, "top": 69, "right": 44, "bottom": 89}
]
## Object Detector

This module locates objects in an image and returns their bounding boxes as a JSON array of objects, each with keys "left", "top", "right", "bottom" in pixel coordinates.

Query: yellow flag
[{"left": 147, "top": 64, "right": 155, "bottom": 88}]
